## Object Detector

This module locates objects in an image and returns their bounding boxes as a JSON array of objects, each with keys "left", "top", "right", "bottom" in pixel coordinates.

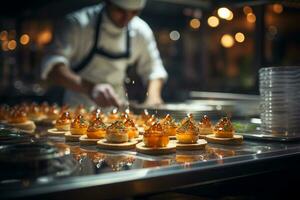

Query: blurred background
[{"left": 0, "top": 0, "right": 299, "bottom": 105}]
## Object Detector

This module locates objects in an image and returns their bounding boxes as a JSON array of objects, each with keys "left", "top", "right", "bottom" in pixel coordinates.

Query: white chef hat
[{"left": 110, "top": 0, "right": 147, "bottom": 10}]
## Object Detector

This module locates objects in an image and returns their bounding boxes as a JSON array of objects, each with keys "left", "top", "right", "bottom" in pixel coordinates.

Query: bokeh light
[
  {"left": 20, "top": 34, "right": 30, "bottom": 45},
  {"left": 0, "top": 30, "right": 8, "bottom": 41},
  {"left": 7, "top": 40, "right": 17, "bottom": 50},
  {"left": 169, "top": 30, "right": 180, "bottom": 41},
  {"left": 207, "top": 16, "right": 219, "bottom": 27},
  {"left": 235, "top": 32, "right": 245, "bottom": 43},
  {"left": 243, "top": 6, "right": 253, "bottom": 15},
  {"left": 221, "top": 34, "right": 234, "bottom": 48},
  {"left": 247, "top": 13, "right": 256, "bottom": 23},
  {"left": 217, "top": 7, "right": 233, "bottom": 20},
  {"left": 189, "top": 18, "right": 201, "bottom": 29},
  {"left": 273, "top": 4, "right": 283, "bottom": 14}
]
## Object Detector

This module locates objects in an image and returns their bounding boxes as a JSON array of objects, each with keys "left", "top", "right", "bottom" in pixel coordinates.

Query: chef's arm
[
  {"left": 144, "top": 78, "right": 164, "bottom": 106},
  {"left": 47, "top": 63, "right": 121, "bottom": 107},
  {"left": 48, "top": 63, "right": 93, "bottom": 96}
]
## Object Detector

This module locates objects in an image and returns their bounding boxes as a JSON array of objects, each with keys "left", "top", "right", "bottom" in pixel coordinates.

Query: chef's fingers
[
  {"left": 94, "top": 90, "right": 110, "bottom": 107},
  {"left": 105, "top": 86, "right": 121, "bottom": 107}
]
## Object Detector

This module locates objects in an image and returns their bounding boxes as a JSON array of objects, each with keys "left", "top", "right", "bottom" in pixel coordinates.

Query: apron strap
[
  {"left": 94, "top": 29, "right": 130, "bottom": 59},
  {"left": 72, "top": 7, "right": 103, "bottom": 73},
  {"left": 72, "top": 6, "right": 131, "bottom": 73}
]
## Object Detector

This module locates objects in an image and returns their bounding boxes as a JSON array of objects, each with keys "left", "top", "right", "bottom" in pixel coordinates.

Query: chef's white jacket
[{"left": 41, "top": 4, "right": 168, "bottom": 108}]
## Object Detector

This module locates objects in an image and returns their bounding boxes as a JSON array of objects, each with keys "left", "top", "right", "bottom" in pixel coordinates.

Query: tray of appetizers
[{"left": 0, "top": 103, "right": 245, "bottom": 155}]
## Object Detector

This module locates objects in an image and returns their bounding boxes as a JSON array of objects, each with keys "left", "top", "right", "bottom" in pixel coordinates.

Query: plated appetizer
[
  {"left": 143, "top": 122, "right": 169, "bottom": 147},
  {"left": 124, "top": 118, "right": 139, "bottom": 140},
  {"left": 198, "top": 115, "right": 214, "bottom": 137},
  {"left": 41, "top": 105, "right": 60, "bottom": 125},
  {"left": 80, "top": 117, "right": 107, "bottom": 145},
  {"left": 7, "top": 109, "right": 36, "bottom": 133},
  {"left": 160, "top": 114, "right": 178, "bottom": 137},
  {"left": 55, "top": 112, "right": 72, "bottom": 131},
  {"left": 136, "top": 122, "right": 176, "bottom": 155},
  {"left": 86, "top": 117, "right": 107, "bottom": 139},
  {"left": 206, "top": 117, "right": 243, "bottom": 144},
  {"left": 106, "top": 121, "right": 128, "bottom": 143},
  {"left": 97, "top": 121, "right": 138, "bottom": 150},
  {"left": 213, "top": 117, "right": 235, "bottom": 138},
  {"left": 27, "top": 103, "right": 45, "bottom": 122},
  {"left": 70, "top": 114, "right": 88, "bottom": 135},
  {"left": 176, "top": 118, "right": 199, "bottom": 144},
  {"left": 88, "top": 108, "right": 105, "bottom": 122}
]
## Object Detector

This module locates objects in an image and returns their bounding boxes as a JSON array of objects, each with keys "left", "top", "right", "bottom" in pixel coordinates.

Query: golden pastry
[
  {"left": 199, "top": 115, "right": 214, "bottom": 135},
  {"left": 27, "top": 103, "right": 44, "bottom": 121},
  {"left": 143, "top": 114, "right": 157, "bottom": 130},
  {"left": 46, "top": 105, "right": 60, "bottom": 121},
  {"left": 70, "top": 114, "right": 89, "bottom": 135},
  {"left": 40, "top": 102, "right": 49, "bottom": 116},
  {"left": 135, "top": 109, "right": 151, "bottom": 127},
  {"left": 106, "top": 108, "right": 119, "bottom": 124},
  {"left": 124, "top": 118, "right": 138, "bottom": 139},
  {"left": 106, "top": 121, "right": 128, "bottom": 143},
  {"left": 213, "top": 117, "right": 235, "bottom": 138},
  {"left": 143, "top": 122, "right": 169, "bottom": 148},
  {"left": 88, "top": 108, "right": 105, "bottom": 122},
  {"left": 55, "top": 111, "right": 72, "bottom": 131},
  {"left": 87, "top": 117, "right": 107, "bottom": 139},
  {"left": 176, "top": 118, "right": 199, "bottom": 144},
  {"left": 17, "top": 103, "right": 29, "bottom": 113},
  {"left": 160, "top": 114, "right": 177, "bottom": 136},
  {"left": 73, "top": 104, "right": 87, "bottom": 118},
  {"left": 180, "top": 113, "right": 195, "bottom": 125},
  {"left": 7, "top": 109, "right": 36, "bottom": 131}
]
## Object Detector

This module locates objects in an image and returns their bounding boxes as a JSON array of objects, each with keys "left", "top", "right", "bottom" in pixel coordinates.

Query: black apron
[{"left": 72, "top": 6, "right": 131, "bottom": 73}]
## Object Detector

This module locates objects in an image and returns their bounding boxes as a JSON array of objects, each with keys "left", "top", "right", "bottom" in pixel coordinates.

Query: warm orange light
[
  {"left": 217, "top": 7, "right": 233, "bottom": 20},
  {"left": 1, "top": 41, "right": 8, "bottom": 51},
  {"left": 243, "top": 6, "right": 253, "bottom": 15},
  {"left": 189, "top": 18, "right": 201, "bottom": 29},
  {"left": 273, "top": 4, "right": 283, "bottom": 14},
  {"left": 235, "top": 32, "right": 245, "bottom": 43},
  {"left": 7, "top": 40, "right": 17, "bottom": 50},
  {"left": 0, "top": 30, "right": 8, "bottom": 41},
  {"left": 207, "top": 16, "right": 219, "bottom": 27},
  {"left": 247, "top": 13, "right": 256, "bottom": 23},
  {"left": 221, "top": 34, "right": 234, "bottom": 48},
  {"left": 20, "top": 34, "right": 30, "bottom": 45},
  {"left": 37, "top": 30, "right": 52, "bottom": 45}
]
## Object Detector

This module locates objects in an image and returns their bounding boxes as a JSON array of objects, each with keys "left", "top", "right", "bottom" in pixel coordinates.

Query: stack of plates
[{"left": 259, "top": 66, "right": 300, "bottom": 136}]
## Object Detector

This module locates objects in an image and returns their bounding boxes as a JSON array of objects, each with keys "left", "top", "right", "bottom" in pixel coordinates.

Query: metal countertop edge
[{"left": 2, "top": 146, "right": 300, "bottom": 199}]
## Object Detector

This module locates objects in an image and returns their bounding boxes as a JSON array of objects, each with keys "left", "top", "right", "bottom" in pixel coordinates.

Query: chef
[{"left": 41, "top": 0, "right": 168, "bottom": 109}]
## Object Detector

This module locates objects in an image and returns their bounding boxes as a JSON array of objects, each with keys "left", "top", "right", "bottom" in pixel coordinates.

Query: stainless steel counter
[{"left": 2, "top": 130, "right": 300, "bottom": 200}]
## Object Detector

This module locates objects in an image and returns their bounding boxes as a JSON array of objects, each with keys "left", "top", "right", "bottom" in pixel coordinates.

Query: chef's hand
[
  {"left": 90, "top": 84, "right": 121, "bottom": 107},
  {"left": 143, "top": 79, "right": 165, "bottom": 107},
  {"left": 143, "top": 95, "right": 164, "bottom": 107}
]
